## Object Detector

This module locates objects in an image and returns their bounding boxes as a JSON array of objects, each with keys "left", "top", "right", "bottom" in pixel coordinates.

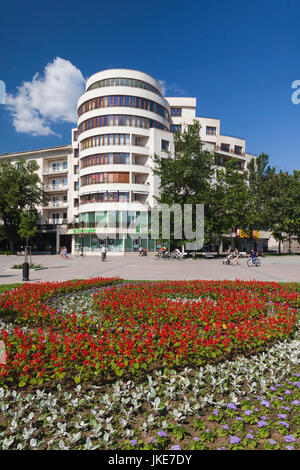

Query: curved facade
[{"left": 74, "top": 69, "right": 173, "bottom": 253}]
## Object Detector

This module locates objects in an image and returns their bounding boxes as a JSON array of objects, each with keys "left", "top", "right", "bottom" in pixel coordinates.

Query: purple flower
[
  {"left": 260, "top": 400, "right": 270, "bottom": 408},
  {"left": 280, "top": 406, "right": 290, "bottom": 411},
  {"left": 157, "top": 430, "right": 167, "bottom": 438},
  {"left": 286, "top": 446, "right": 294, "bottom": 450},
  {"left": 293, "top": 381, "right": 300, "bottom": 388},
  {"left": 236, "top": 417, "right": 244, "bottom": 421},
  {"left": 130, "top": 439, "right": 138, "bottom": 446},
  {"left": 212, "top": 410, "right": 219, "bottom": 416},
  {"left": 278, "top": 414, "right": 287, "bottom": 419},
  {"left": 217, "top": 447, "right": 226, "bottom": 450},
  {"left": 244, "top": 410, "right": 252, "bottom": 416},
  {"left": 193, "top": 437, "right": 199, "bottom": 441},
  {"left": 285, "top": 435, "right": 296, "bottom": 443},
  {"left": 172, "top": 445, "right": 181, "bottom": 450},
  {"left": 292, "top": 400, "right": 299, "bottom": 405},
  {"left": 222, "top": 424, "right": 229, "bottom": 430},
  {"left": 230, "top": 436, "right": 240, "bottom": 445},
  {"left": 278, "top": 421, "right": 289, "bottom": 428},
  {"left": 227, "top": 403, "right": 237, "bottom": 410},
  {"left": 148, "top": 437, "right": 157, "bottom": 444},
  {"left": 257, "top": 420, "right": 268, "bottom": 428},
  {"left": 246, "top": 433, "right": 254, "bottom": 439},
  {"left": 270, "top": 387, "right": 276, "bottom": 391},
  {"left": 285, "top": 390, "right": 291, "bottom": 395},
  {"left": 269, "top": 439, "right": 277, "bottom": 445}
]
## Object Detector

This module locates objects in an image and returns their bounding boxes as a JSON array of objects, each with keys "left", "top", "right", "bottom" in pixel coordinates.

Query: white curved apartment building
[
  {"left": 71, "top": 69, "right": 174, "bottom": 253},
  {"left": 4, "top": 67, "right": 285, "bottom": 255}
]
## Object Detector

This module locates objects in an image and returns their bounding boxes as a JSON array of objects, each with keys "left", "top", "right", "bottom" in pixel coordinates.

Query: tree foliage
[{"left": 0, "top": 159, "right": 48, "bottom": 252}]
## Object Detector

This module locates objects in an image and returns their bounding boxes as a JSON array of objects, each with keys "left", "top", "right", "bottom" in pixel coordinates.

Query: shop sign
[{"left": 72, "top": 228, "right": 96, "bottom": 234}]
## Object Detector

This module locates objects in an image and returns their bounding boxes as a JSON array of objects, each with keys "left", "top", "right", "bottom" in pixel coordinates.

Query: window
[
  {"left": 161, "top": 140, "right": 169, "bottom": 151},
  {"left": 221, "top": 143, "right": 230, "bottom": 153},
  {"left": 234, "top": 145, "right": 243, "bottom": 155},
  {"left": 63, "top": 161, "right": 68, "bottom": 169},
  {"left": 171, "top": 108, "right": 182, "bottom": 117},
  {"left": 206, "top": 126, "right": 216, "bottom": 135},
  {"left": 87, "top": 78, "right": 162, "bottom": 96},
  {"left": 170, "top": 124, "right": 182, "bottom": 133}
]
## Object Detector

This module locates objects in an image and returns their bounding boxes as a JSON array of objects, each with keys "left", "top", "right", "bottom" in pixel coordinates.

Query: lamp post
[{"left": 81, "top": 220, "right": 84, "bottom": 256}]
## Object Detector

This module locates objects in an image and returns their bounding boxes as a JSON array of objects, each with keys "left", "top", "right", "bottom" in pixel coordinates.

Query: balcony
[
  {"left": 45, "top": 184, "right": 68, "bottom": 192},
  {"left": 46, "top": 201, "right": 68, "bottom": 209},
  {"left": 215, "top": 145, "right": 245, "bottom": 157},
  {"left": 47, "top": 219, "right": 68, "bottom": 225},
  {"left": 43, "top": 167, "right": 68, "bottom": 175}
]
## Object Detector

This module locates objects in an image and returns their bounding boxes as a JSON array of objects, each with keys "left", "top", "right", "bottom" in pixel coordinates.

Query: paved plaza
[{"left": 0, "top": 254, "right": 299, "bottom": 284}]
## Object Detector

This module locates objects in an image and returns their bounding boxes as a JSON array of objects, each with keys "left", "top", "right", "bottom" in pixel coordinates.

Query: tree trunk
[{"left": 9, "top": 238, "right": 16, "bottom": 255}]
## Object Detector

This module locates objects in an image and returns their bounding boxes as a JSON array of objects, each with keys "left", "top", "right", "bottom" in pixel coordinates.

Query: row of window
[
  {"left": 78, "top": 95, "right": 169, "bottom": 120},
  {"left": 81, "top": 134, "right": 130, "bottom": 150},
  {"left": 87, "top": 77, "right": 161, "bottom": 96},
  {"left": 171, "top": 108, "right": 182, "bottom": 117},
  {"left": 220, "top": 143, "right": 243, "bottom": 154},
  {"left": 81, "top": 153, "right": 130, "bottom": 168},
  {"left": 81, "top": 172, "right": 130, "bottom": 186},
  {"left": 78, "top": 114, "right": 167, "bottom": 134},
  {"left": 80, "top": 191, "right": 130, "bottom": 203}
]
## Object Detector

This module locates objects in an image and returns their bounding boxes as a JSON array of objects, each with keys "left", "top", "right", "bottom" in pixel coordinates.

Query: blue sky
[{"left": 0, "top": 0, "right": 299, "bottom": 171}]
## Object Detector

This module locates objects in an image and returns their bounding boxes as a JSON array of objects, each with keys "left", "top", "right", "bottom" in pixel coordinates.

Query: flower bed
[{"left": 0, "top": 279, "right": 298, "bottom": 388}]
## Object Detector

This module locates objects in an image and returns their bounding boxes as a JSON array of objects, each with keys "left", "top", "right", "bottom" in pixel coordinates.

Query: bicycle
[
  {"left": 247, "top": 257, "right": 261, "bottom": 267},
  {"left": 74, "top": 249, "right": 85, "bottom": 257},
  {"left": 154, "top": 251, "right": 168, "bottom": 260},
  {"left": 170, "top": 251, "right": 184, "bottom": 260}
]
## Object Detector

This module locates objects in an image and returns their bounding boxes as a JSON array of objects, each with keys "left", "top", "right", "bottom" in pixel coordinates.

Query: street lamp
[{"left": 81, "top": 220, "right": 84, "bottom": 256}]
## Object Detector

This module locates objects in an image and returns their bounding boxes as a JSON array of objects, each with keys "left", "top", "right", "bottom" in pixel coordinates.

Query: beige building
[{"left": 2, "top": 68, "right": 285, "bottom": 255}]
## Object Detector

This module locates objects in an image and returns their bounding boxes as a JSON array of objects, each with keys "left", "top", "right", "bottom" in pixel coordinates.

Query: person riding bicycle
[
  {"left": 250, "top": 248, "right": 258, "bottom": 261},
  {"left": 173, "top": 248, "right": 181, "bottom": 258},
  {"left": 224, "top": 251, "right": 234, "bottom": 264},
  {"left": 159, "top": 245, "right": 167, "bottom": 258}
]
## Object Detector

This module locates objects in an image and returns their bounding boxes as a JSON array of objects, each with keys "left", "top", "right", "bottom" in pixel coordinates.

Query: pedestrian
[
  {"left": 139, "top": 245, "right": 143, "bottom": 256},
  {"left": 63, "top": 246, "right": 68, "bottom": 259},
  {"left": 60, "top": 247, "right": 64, "bottom": 258},
  {"left": 101, "top": 245, "right": 107, "bottom": 262},
  {"left": 234, "top": 247, "right": 239, "bottom": 265}
]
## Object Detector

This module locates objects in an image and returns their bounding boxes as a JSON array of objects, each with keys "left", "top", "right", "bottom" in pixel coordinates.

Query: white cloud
[
  {"left": 6, "top": 57, "right": 85, "bottom": 136},
  {"left": 159, "top": 79, "right": 187, "bottom": 97}
]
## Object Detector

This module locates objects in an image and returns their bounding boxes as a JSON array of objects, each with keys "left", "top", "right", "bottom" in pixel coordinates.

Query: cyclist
[{"left": 250, "top": 248, "right": 258, "bottom": 262}]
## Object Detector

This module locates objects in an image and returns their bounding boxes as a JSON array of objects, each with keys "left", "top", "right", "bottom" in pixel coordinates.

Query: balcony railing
[
  {"left": 45, "top": 184, "right": 68, "bottom": 191},
  {"left": 46, "top": 219, "right": 68, "bottom": 225},
  {"left": 215, "top": 145, "right": 245, "bottom": 157},
  {"left": 46, "top": 201, "right": 68, "bottom": 208},
  {"left": 43, "top": 167, "right": 68, "bottom": 174}
]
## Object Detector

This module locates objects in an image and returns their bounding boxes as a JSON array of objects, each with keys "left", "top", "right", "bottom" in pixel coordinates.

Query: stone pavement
[{"left": 0, "top": 254, "right": 299, "bottom": 284}]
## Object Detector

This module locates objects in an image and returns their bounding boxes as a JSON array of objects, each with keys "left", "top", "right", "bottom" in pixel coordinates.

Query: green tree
[
  {"left": 269, "top": 170, "right": 300, "bottom": 253},
  {"left": 18, "top": 211, "right": 38, "bottom": 264},
  {"left": 152, "top": 121, "right": 215, "bottom": 247},
  {"left": 212, "top": 158, "right": 249, "bottom": 251},
  {"left": 0, "top": 159, "right": 48, "bottom": 253}
]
